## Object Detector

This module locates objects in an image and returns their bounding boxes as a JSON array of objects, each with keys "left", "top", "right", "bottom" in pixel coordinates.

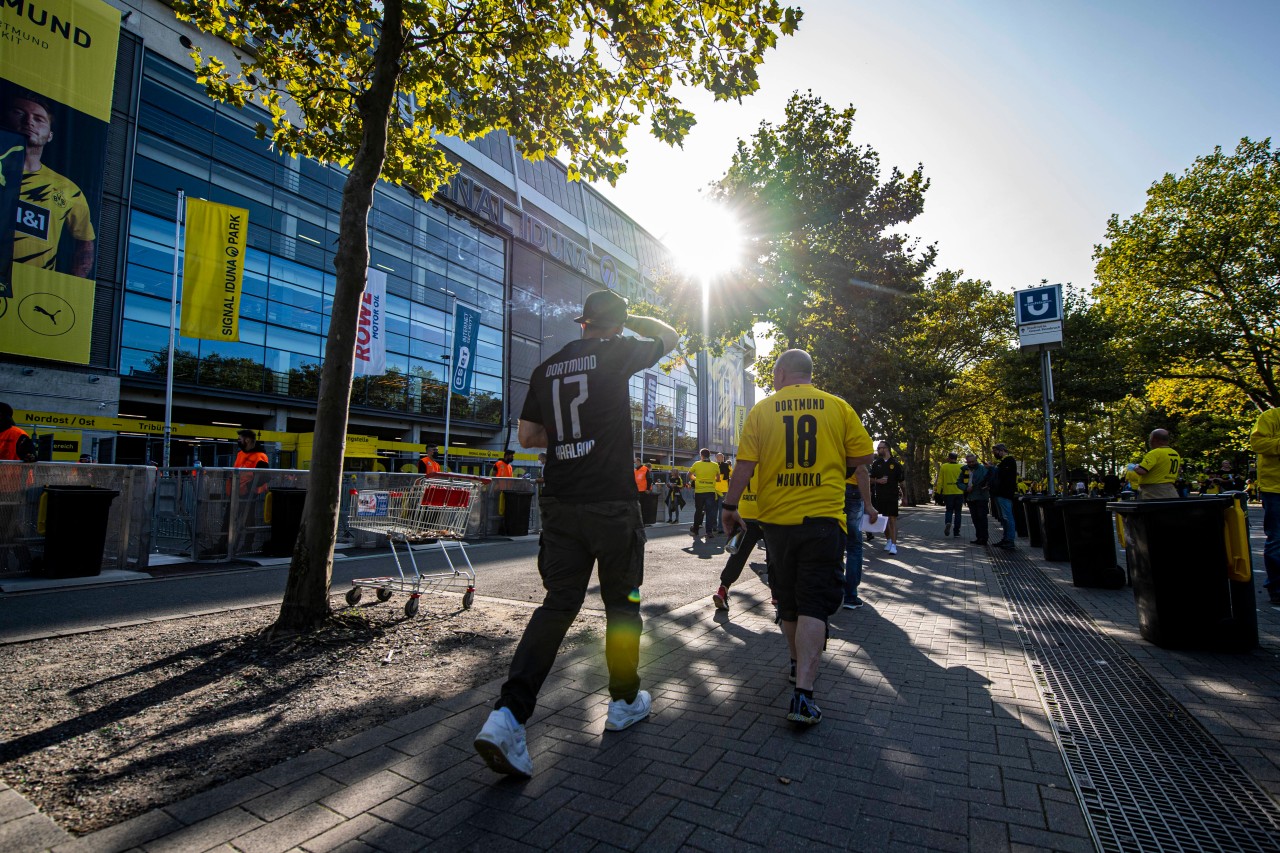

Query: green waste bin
[
  {"left": 503, "top": 491, "right": 534, "bottom": 536},
  {"left": 638, "top": 492, "right": 659, "bottom": 526},
  {"left": 1059, "top": 498, "right": 1124, "bottom": 588},
  {"left": 1109, "top": 495, "right": 1256, "bottom": 651},
  {"left": 263, "top": 487, "right": 307, "bottom": 557},
  {"left": 1020, "top": 496, "right": 1044, "bottom": 547},
  {"left": 32, "top": 485, "right": 119, "bottom": 578}
]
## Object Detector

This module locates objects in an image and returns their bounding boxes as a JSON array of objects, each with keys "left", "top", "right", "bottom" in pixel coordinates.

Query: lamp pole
[{"left": 162, "top": 188, "right": 185, "bottom": 468}]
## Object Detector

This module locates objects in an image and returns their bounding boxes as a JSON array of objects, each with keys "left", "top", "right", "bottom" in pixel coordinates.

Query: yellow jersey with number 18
[{"left": 738, "top": 383, "right": 873, "bottom": 531}]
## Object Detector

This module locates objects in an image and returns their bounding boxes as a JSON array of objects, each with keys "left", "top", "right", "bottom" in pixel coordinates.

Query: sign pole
[
  {"left": 1041, "top": 348, "right": 1056, "bottom": 495},
  {"left": 163, "top": 189, "right": 185, "bottom": 468}
]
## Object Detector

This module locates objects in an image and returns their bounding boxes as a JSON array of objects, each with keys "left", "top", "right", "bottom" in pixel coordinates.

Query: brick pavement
[{"left": 5, "top": 505, "right": 1278, "bottom": 852}]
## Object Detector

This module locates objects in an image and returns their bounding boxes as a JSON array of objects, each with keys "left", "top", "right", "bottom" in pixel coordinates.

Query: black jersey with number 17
[{"left": 521, "top": 335, "right": 666, "bottom": 503}]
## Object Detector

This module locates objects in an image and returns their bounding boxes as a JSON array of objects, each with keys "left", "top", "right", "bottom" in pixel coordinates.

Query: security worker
[
  {"left": 1126, "top": 429, "right": 1181, "bottom": 500},
  {"left": 633, "top": 456, "right": 651, "bottom": 493},
  {"left": 419, "top": 446, "right": 442, "bottom": 475},
  {"left": 0, "top": 403, "right": 37, "bottom": 462},
  {"left": 493, "top": 449, "right": 515, "bottom": 477}
]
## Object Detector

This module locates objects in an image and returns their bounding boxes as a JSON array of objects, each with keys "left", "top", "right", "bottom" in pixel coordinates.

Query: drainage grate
[{"left": 987, "top": 547, "right": 1280, "bottom": 853}]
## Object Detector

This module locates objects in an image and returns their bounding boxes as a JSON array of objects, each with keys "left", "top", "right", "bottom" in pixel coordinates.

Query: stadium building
[{"left": 0, "top": 0, "right": 755, "bottom": 473}]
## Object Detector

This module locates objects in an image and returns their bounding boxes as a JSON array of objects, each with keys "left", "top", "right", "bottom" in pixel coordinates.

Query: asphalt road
[{"left": 0, "top": 521, "right": 761, "bottom": 643}]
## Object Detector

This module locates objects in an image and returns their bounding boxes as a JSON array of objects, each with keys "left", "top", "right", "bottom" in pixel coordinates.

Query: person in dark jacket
[
  {"left": 964, "top": 453, "right": 992, "bottom": 546},
  {"left": 992, "top": 443, "right": 1018, "bottom": 550}
]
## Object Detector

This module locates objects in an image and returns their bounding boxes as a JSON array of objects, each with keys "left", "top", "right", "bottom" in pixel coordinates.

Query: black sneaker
[
  {"left": 787, "top": 693, "right": 822, "bottom": 725},
  {"left": 788, "top": 660, "right": 796, "bottom": 683},
  {"left": 865, "top": 532, "right": 874, "bottom": 542},
  {"left": 690, "top": 526, "right": 698, "bottom": 536},
  {"left": 970, "top": 540, "right": 987, "bottom": 546},
  {"left": 842, "top": 597, "right": 865, "bottom": 610}
]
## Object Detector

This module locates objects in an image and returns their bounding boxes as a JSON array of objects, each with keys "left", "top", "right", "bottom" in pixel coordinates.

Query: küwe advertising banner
[
  {"left": 353, "top": 268, "right": 386, "bottom": 376},
  {"left": 0, "top": 0, "right": 119, "bottom": 363},
  {"left": 180, "top": 198, "right": 248, "bottom": 341},
  {"left": 450, "top": 303, "right": 481, "bottom": 396},
  {"left": 643, "top": 373, "right": 658, "bottom": 430}
]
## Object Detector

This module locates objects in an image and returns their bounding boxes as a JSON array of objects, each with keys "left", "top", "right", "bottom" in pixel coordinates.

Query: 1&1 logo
[{"left": 18, "top": 292, "right": 76, "bottom": 337}]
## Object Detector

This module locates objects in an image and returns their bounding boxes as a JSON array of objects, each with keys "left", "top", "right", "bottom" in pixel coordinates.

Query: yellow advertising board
[{"left": 1, "top": 0, "right": 120, "bottom": 365}]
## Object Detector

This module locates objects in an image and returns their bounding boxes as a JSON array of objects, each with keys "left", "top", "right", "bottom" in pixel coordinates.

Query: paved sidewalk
[{"left": 5, "top": 506, "right": 1278, "bottom": 852}]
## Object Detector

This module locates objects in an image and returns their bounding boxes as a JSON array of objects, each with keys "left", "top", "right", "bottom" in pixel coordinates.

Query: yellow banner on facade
[
  {"left": 0, "top": 264, "right": 94, "bottom": 362},
  {"left": 0, "top": 0, "right": 120, "bottom": 122},
  {"left": 181, "top": 198, "right": 247, "bottom": 341}
]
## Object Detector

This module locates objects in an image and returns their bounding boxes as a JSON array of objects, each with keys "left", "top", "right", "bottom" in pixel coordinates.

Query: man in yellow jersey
[
  {"left": 1250, "top": 408, "right": 1280, "bottom": 607},
  {"left": 713, "top": 452, "right": 732, "bottom": 535},
  {"left": 721, "top": 350, "right": 875, "bottom": 726},
  {"left": 688, "top": 448, "right": 720, "bottom": 540},
  {"left": 934, "top": 451, "right": 965, "bottom": 539},
  {"left": 1125, "top": 429, "right": 1181, "bottom": 500},
  {"left": 4, "top": 92, "right": 95, "bottom": 278}
]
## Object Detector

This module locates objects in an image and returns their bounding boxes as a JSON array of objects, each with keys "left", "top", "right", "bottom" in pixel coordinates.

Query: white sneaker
[
  {"left": 888, "top": 542, "right": 898, "bottom": 555},
  {"left": 605, "top": 690, "right": 652, "bottom": 731},
  {"left": 474, "top": 708, "right": 533, "bottom": 777},
  {"left": 883, "top": 541, "right": 892, "bottom": 552}
]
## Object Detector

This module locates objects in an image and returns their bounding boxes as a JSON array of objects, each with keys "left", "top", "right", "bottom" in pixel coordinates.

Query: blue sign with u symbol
[{"left": 1015, "top": 285, "right": 1062, "bottom": 325}]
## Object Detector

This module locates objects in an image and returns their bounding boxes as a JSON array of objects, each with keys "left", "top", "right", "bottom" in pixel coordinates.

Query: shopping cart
[{"left": 344, "top": 475, "right": 484, "bottom": 617}]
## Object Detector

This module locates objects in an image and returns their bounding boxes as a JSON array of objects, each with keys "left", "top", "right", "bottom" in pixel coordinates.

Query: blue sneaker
[{"left": 787, "top": 693, "right": 822, "bottom": 725}]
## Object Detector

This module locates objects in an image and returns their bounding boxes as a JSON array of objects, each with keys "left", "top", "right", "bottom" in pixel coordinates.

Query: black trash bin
[
  {"left": 1011, "top": 495, "right": 1028, "bottom": 538},
  {"left": 263, "top": 487, "right": 307, "bottom": 557},
  {"left": 1059, "top": 498, "right": 1124, "bottom": 588},
  {"left": 32, "top": 485, "right": 119, "bottom": 578},
  {"left": 503, "top": 491, "right": 534, "bottom": 536},
  {"left": 1020, "top": 496, "right": 1044, "bottom": 547},
  {"left": 638, "top": 492, "right": 659, "bottom": 526},
  {"left": 1109, "top": 495, "right": 1256, "bottom": 651}
]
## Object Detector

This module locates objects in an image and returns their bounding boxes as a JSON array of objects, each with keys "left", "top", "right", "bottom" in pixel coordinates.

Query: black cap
[{"left": 574, "top": 290, "right": 628, "bottom": 326}]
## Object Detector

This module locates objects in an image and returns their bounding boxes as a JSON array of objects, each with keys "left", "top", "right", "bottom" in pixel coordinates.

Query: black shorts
[
  {"left": 872, "top": 487, "right": 899, "bottom": 517},
  {"left": 761, "top": 518, "right": 846, "bottom": 622}
]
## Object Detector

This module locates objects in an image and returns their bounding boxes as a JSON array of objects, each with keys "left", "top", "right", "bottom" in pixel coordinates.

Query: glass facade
[{"left": 120, "top": 54, "right": 507, "bottom": 425}]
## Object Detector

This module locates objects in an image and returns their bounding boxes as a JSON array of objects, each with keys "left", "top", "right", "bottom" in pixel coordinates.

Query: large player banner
[{"left": 0, "top": 0, "right": 119, "bottom": 363}]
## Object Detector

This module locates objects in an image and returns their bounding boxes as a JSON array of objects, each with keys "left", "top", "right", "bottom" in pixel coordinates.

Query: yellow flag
[
  {"left": 181, "top": 199, "right": 248, "bottom": 341},
  {"left": 0, "top": 265, "right": 95, "bottom": 363}
]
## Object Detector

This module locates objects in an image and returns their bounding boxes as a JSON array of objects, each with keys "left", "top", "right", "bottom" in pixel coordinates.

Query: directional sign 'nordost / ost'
[{"left": 1014, "top": 284, "right": 1064, "bottom": 350}]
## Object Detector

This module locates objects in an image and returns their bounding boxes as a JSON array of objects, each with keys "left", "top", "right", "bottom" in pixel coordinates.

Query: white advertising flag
[{"left": 354, "top": 269, "right": 387, "bottom": 376}]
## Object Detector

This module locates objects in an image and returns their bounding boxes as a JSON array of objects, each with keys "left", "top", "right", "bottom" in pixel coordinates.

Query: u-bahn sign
[{"left": 1015, "top": 284, "right": 1064, "bottom": 351}]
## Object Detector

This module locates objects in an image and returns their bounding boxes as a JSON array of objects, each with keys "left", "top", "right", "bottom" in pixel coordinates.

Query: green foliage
[
  {"left": 1094, "top": 137, "right": 1280, "bottom": 410},
  {"left": 172, "top": 0, "right": 803, "bottom": 191}
]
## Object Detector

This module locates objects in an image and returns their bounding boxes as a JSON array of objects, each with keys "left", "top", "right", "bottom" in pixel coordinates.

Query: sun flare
[{"left": 663, "top": 200, "right": 745, "bottom": 281}]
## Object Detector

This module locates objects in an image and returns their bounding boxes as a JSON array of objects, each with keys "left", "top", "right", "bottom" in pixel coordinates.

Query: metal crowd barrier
[
  {"left": 0, "top": 461, "right": 156, "bottom": 575},
  {"left": 1, "top": 463, "right": 538, "bottom": 574}
]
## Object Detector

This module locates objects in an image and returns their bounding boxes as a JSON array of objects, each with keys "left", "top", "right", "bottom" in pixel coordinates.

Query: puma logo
[{"left": 34, "top": 305, "right": 61, "bottom": 325}]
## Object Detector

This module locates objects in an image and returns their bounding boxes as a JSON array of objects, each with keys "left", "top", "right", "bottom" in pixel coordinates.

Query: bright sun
[{"left": 663, "top": 200, "right": 745, "bottom": 281}]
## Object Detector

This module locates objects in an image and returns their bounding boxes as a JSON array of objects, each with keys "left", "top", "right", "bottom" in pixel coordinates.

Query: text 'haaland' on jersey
[{"left": 555, "top": 439, "right": 596, "bottom": 459}]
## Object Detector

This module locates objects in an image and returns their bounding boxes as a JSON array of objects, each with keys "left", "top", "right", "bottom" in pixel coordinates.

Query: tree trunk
[{"left": 274, "top": 0, "right": 407, "bottom": 635}]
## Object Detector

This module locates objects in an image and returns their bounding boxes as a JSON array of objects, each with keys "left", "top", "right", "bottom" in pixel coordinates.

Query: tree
[
  {"left": 1094, "top": 137, "right": 1280, "bottom": 411},
  {"left": 173, "top": 0, "right": 801, "bottom": 633}
]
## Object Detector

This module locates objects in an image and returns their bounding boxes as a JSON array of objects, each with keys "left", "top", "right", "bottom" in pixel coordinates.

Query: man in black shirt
[
  {"left": 870, "top": 441, "right": 904, "bottom": 555},
  {"left": 992, "top": 443, "right": 1018, "bottom": 549},
  {"left": 474, "top": 289, "right": 677, "bottom": 778}
]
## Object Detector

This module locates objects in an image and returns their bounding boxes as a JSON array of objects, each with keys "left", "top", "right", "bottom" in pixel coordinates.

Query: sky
[{"left": 592, "top": 0, "right": 1280, "bottom": 295}]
